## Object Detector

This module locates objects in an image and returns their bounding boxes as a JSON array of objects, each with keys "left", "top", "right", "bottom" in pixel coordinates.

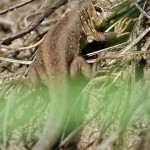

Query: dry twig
[
  {"left": 0, "top": 57, "right": 32, "bottom": 64},
  {"left": 0, "top": 0, "right": 68, "bottom": 45},
  {"left": 120, "top": 27, "right": 150, "bottom": 54},
  {"left": 134, "top": 0, "right": 150, "bottom": 19},
  {"left": 0, "top": 0, "right": 35, "bottom": 15},
  {"left": 0, "top": 36, "right": 44, "bottom": 52}
]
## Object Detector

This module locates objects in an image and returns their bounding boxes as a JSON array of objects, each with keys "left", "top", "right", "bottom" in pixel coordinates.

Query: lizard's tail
[{"left": 32, "top": 75, "right": 68, "bottom": 150}]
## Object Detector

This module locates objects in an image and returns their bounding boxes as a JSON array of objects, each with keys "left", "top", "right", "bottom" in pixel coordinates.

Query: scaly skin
[{"left": 28, "top": 0, "right": 130, "bottom": 150}]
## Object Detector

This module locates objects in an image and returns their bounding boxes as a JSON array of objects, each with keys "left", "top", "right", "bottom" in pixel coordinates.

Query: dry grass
[{"left": 0, "top": 0, "right": 150, "bottom": 149}]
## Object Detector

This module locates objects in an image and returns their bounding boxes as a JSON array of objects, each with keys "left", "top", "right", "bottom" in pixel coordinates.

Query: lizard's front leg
[{"left": 89, "top": 17, "right": 131, "bottom": 42}]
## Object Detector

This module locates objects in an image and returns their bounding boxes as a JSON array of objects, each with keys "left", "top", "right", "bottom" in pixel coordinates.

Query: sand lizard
[{"left": 27, "top": 0, "right": 131, "bottom": 149}]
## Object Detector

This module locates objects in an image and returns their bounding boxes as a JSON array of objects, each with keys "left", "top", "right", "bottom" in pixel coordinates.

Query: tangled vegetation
[{"left": 0, "top": 0, "right": 149, "bottom": 149}]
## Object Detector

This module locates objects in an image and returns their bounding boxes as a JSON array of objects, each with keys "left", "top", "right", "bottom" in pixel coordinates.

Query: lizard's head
[
  {"left": 91, "top": 0, "right": 130, "bottom": 28},
  {"left": 91, "top": 0, "right": 112, "bottom": 27}
]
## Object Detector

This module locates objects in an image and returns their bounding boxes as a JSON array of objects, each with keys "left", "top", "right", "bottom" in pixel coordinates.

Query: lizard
[{"left": 26, "top": 0, "right": 131, "bottom": 149}]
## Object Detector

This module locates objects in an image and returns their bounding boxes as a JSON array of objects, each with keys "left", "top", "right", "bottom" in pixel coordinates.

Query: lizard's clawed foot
[
  {"left": 114, "top": 17, "right": 133, "bottom": 38},
  {"left": 70, "top": 56, "right": 92, "bottom": 78}
]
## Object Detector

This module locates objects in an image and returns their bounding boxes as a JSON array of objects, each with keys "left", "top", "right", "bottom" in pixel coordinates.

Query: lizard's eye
[{"left": 95, "top": 6, "right": 102, "bottom": 13}]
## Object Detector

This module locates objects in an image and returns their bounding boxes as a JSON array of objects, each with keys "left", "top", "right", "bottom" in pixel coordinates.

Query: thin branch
[
  {"left": 36, "top": 0, "right": 48, "bottom": 15},
  {"left": 86, "top": 41, "right": 129, "bottom": 57},
  {"left": 87, "top": 50, "right": 150, "bottom": 63},
  {"left": 134, "top": 0, "right": 150, "bottom": 19},
  {"left": 120, "top": 27, "right": 150, "bottom": 54},
  {"left": 0, "top": 57, "right": 32, "bottom": 64},
  {"left": 0, "top": 36, "right": 44, "bottom": 52},
  {"left": 0, "top": 0, "right": 35, "bottom": 15},
  {"left": 0, "top": 0, "right": 68, "bottom": 45}
]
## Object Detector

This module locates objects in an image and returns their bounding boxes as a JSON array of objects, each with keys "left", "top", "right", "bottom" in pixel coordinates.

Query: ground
[{"left": 0, "top": 0, "right": 150, "bottom": 150}]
